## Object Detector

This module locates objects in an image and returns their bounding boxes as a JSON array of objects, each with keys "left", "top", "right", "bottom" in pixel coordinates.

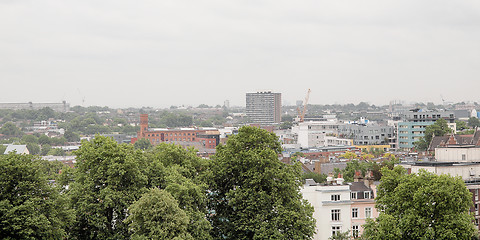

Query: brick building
[{"left": 133, "top": 114, "right": 219, "bottom": 149}]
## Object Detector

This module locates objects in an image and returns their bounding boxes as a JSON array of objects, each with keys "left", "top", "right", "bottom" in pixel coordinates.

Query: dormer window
[
  {"left": 364, "top": 191, "right": 370, "bottom": 199},
  {"left": 351, "top": 192, "right": 357, "bottom": 199}
]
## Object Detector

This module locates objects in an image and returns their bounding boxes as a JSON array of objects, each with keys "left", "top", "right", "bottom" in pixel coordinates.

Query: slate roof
[{"left": 428, "top": 130, "right": 480, "bottom": 151}]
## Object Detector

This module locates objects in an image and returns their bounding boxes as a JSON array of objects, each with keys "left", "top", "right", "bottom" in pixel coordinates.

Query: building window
[
  {"left": 462, "top": 154, "right": 466, "bottom": 161},
  {"left": 351, "top": 192, "right": 357, "bottom": 199},
  {"left": 331, "top": 226, "right": 341, "bottom": 236},
  {"left": 331, "top": 194, "right": 340, "bottom": 201},
  {"left": 331, "top": 209, "right": 340, "bottom": 221},
  {"left": 352, "top": 208, "right": 358, "bottom": 218},
  {"left": 364, "top": 191, "right": 371, "bottom": 199},
  {"left": 365, "top": 207, "right": 372, "bottom": 218},
  {"left": 352, "top": 225, "right": 359, "bottom": 238}
]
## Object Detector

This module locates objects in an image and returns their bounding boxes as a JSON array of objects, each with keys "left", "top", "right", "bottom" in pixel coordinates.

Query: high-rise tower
[{"left": 246, "top": 91, "right": 281, "bottom": 125}]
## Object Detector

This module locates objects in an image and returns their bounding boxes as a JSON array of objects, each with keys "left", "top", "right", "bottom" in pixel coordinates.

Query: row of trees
[{"left": 0, "top": 127, "right": 316, "bottom": 239}]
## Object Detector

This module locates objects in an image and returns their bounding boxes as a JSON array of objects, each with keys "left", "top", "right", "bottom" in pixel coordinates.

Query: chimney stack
[
  {"left": 327, "top": 172, "right": 334, "bottom": 185},
  {"left": 354, "top": 170, "right": 362, "bottom": 182},
  {"left": 336, "top": 173, "right": 344, "bottom": 185},
  {"left": 364, "top": 170, "right": 373, "bottom": 187}
]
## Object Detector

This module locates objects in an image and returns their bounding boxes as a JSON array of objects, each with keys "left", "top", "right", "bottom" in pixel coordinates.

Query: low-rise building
[
  {"left": 301, "top": 173, "right": 378, "bottom": 240},
  {"left": 133, "top": 114, "right": 220, "bottom": 149}
]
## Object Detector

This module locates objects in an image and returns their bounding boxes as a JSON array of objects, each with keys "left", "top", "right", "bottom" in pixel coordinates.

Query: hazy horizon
[{"left": 1, "top": 1, "right": 479, "bottom": 108}]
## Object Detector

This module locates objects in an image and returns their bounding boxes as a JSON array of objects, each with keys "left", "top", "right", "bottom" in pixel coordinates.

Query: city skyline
[{"left": 1, "top": 1, "right": 479, "bottom": 108}]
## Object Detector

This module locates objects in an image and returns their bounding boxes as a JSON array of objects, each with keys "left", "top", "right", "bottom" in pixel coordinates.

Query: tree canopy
[
  {"left": 125, "top": 188, "right": 192, "bottom": 240},
  {"left": 468, "top": 117, "right": 480, "bottom": 128},
  {"left": 0, "top": 153, "right": 73, "bottom": 239},
  {"left": 208, "top": 126, "right": 315, "bottom": 239},
  {"left": 362, "top": 166, "right": 477, "bottom": 240},
  {"left": 67, "top": 136, "right": 148, "bottom": 239}
]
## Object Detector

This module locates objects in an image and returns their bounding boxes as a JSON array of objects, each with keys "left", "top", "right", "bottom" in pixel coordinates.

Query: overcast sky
[{"left": 1, "top": 0, "right": 479, "bottom": 108}]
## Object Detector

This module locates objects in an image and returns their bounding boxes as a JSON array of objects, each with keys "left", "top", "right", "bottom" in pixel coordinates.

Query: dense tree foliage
[
  {"left": 0, "top": 154, "right": 73, "bottom": 239},
  {"left": 208, "top": 126, "right": 315, "bottom": 239},
  {"left": 301, "top": 172, "right": 327, "bottom": 184},
  {"left": 67, "top": 136, "right": 148, "bottom": 239},
  {"left": 362, "top": 166, "right": 477, "bottom": 240},
  {"left": 134, "top": 138, "right": 152, "bottom": 150},
  {"left": 125, "top": 188, "right": 192, "bottom": 240},
  {"left": 0, "top": 122, "right": 23, "bottom": 137},
  {"left": 143, "top": 144, "right": 212, "bottom": 240}
]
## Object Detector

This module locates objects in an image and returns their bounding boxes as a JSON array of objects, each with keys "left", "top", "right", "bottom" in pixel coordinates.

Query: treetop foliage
[
  {"left": 208, "top": 126, "right": 315, "bottom": 239},
  {"left": 362, "top": 166, "right": 477, "bottom": 240}
]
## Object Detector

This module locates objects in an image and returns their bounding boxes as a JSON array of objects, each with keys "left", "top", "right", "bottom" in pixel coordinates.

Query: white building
[
  {"left": 301, "top": 174, "right": 378, "bottom": 240},
  {"left": 292, "top": 121, "right": 342, "bottom": 148}
]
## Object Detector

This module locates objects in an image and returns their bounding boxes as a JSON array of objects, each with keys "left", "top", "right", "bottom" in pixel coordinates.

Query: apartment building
[
  {"left": 301, "top": 173, "right": 378, "bottom": 240},
  {"left": 338, "top": 123, "right": 394, "bottom": 146},
  {"left": 245, "top": 91, "right": 281, "bottom": 124},
  {"left": 397, "top": 109, "right": 455, "bottom": 150}
]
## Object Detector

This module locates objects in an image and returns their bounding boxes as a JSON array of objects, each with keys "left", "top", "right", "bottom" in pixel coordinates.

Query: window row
[{"left": 352, "top": 207, "right": 372, "bottom": 219}]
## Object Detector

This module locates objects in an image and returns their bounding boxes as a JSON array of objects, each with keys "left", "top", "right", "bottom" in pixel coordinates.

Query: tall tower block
[{"left": 140, "top": 114, "right": 149, "bottom": 138}]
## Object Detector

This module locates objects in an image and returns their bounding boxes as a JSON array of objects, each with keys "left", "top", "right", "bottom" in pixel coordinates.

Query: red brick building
[{"left": 132, "top": 114, "right": 219, "bottom": 149}]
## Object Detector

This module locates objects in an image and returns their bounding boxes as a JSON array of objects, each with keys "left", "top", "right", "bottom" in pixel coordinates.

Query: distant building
[
  {"left": 133, "top": 114, "right": 219, "bottom": 150},
  {"left": 291, "top": 121, "right": 342, "bottom": 148},
  {"left": 397, "top": 109, "right": 455, "bottom": 150},
  {"left": 3, "top": 144, "right": 29, "bottom": 154},
  {"left": 338, "top": 123, "right": 394, "bottom": 146},
  {"left": 246, "top": 91, "right": 281, "bottom": 124},
  {"left": 0, "top": 101, "right": 70, "bottom": 112}
]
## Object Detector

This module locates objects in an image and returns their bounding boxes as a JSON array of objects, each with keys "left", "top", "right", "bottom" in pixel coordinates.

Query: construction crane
[{"left": 299, "top": 89, "right": 311, "bottom": 122}]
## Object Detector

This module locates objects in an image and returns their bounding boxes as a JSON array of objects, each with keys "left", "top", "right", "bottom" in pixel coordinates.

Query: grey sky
[{"left": 1, "top": 0, "right": 479, "bottom": 108}]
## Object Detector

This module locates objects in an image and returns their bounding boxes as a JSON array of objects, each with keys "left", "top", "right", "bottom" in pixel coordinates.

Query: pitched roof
[
  {"left": 350, "top": 181, "right": 372, "bottom": 192},
  {"left": 429, "top": 130, "right": 480, "bottom": 151},
  {"left": 4, "top": 144, "right": 29, "bottom": 154}
]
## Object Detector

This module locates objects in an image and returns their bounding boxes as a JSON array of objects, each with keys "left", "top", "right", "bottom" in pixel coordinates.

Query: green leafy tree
[
  {"left": 456, "top": 120, "right": 468, "bottom": 131},
  {"left": 145, "top": 144, "right": 212, "bottom": 240},
  {"left": 125, "top": 188, "right": 193, "bottom": 240},
  {"left": 0, "top": 153, "right": 73, "bottom": 239},
  {"left": 0, "top": 145, "right": 6, "bottom": 154},
  {"left": 134, "top": 138, "right": 152, "bottom": 150},
  {"left": 21, "top": 134, "right": 38, "bottom": 144},
  {"left": 208, "top": 126, "right": 315, "bottom": 239},
  {"left": 302, "top": 172, "right": 327, "bottom": 183},
  {"left": 26, "top": 142, "right": 40, "bottom": 155},
  {"left": 64, "top": 130, "right": 80, "bottom": 142},
  {"left": 340, "top": 151, "right": 358, "bottom": 160},
  {"left": 48, "top": 147, "right": 65, "bottom": 156},
  {"left": 38, "top": 134, "right": 51, "bottom": 145},
  {"left": 40, "top": 144, "right": 52, "bottom": 156},
  {"left": 362, "top": 166, "right": 477, "bottom": 240},
  {"left": 0, "top": 122, "right": 23, "bottom": 137},
  {"left": 340, "top": 160, "right": 368, "bottom": 182},
  {"left": 414, "top": 119, "right": 452, "bottom": 151},
  {"left": 68, "top": 136, "right": 148, "bottom": 239},
  {"left": 468, "top": 117, "right": 480, "bottom": 128}
]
